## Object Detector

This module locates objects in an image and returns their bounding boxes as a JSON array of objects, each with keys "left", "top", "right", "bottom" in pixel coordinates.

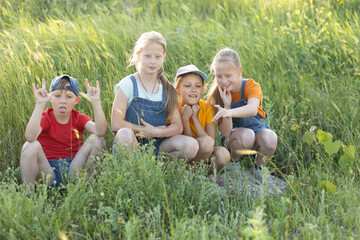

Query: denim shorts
[{"left": 48, "top": 158, "right": 72, "bottom": 188}]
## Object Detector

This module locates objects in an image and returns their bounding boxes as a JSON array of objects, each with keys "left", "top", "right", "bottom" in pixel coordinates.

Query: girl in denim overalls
[
  {"left": 207, "top": 48, "right": 277, "bottom": 181},
  {"left": 111, "top": 31, "right": 198, "bottom": 160}
]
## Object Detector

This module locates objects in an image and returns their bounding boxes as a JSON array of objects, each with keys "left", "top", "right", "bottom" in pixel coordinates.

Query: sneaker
[{"left": 248, "top": 166, "right": 270, "bottom": 183}]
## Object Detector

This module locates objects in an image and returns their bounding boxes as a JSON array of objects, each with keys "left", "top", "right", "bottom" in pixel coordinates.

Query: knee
[
  {"left": 85, "top": 134, "right": 106, "bottom": 150},
  {"left": 263, "top": 131, "right": 278, "bottom": 151},
  {"left": 115, "top": 128, "right": 135, "bottom": 145},
  {"left": 230, "top": 128, "right": 255, "bottom": 149},
  {"left": 21, "top": 141, "right": 41, "bottom": 158},
  {"left": 197, "top": 136, "right": 215, "bottom": 154},
  {"left": 214, "top": 147, "right": 231, "bottom": 167},
  {"left": 184, "top": 138, "right": 199, "bottom": 160}
]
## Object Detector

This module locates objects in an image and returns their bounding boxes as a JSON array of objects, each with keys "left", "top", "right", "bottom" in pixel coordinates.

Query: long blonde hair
[
  {"left": 206, "top": 47, "right": 242, "bottom": 109},
  {"left": 128, "top": 31, "right": 178, "bottom": 117}
]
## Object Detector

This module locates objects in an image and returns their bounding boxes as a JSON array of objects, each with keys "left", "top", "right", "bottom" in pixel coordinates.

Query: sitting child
[
  {"left": 174, "top": 65, "right": 230, "bottom": 174},
  {"left": 20, "top": 75, "right": 107, "bottom": 189}
]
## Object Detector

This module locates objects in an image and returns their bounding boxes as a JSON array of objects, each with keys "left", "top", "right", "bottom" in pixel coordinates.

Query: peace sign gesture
[
  {"left": 32, "top": 78, "right": 50, "bottom": 104},
  {"left": 80, "top": 79, "right": 100, "bottom": 102}
]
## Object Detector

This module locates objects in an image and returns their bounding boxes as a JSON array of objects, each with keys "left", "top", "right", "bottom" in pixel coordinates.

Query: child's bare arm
[
  {"left": 213, "top": 85, "right": 233, "bottom": 138},
  {"left": 181, "top": 104, "right": 193, "bottom": 137},
  {"left": 228, "top": 97, "right": 259, "bottom": 118},
  {"left": 205, "top": 122, "right": 217, "bottom": 140},
  {"left": 111, "top": 88, "right": 144, "bottom": 132},
  {"left": 191, "top": 104, "right": 207, "bottom": 138},
  {"left": 82, "top": 79, "right": 107, "bottom": 136},
  {"left": 215, "top": 107, "right": 233, "bottom": 138},
  {"left": 25, "top": 79, "right": 49, "bottom": 142}
]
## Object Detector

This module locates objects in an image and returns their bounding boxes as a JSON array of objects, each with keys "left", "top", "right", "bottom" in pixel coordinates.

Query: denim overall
[
  {"left": 124, "top": 75, "right": 167, "bottom": 155},
  {"left": 221, "top": 79, "right": 269, "bottom": 146}
]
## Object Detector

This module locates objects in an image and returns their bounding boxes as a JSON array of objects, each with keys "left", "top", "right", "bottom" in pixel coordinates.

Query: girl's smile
[
  {"left": 214, "top": 62, "right": 243, "bottom": 94},
  {"left": 178, "top": 74, "right": 204, "bottom": 106}
]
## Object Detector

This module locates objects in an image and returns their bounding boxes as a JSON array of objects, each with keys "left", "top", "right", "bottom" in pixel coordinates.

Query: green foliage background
[{"left": 0, "top": 0, "right": 359, "bottom": 239}]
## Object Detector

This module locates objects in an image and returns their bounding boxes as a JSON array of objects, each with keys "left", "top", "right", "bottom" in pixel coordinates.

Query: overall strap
[
  {"left": 161, "top": 83, "right": 166, "bottom": 102},
  {"left": 240, "top": 79, "right": 248, "bottom": 100},
  {"left": 129, "top": 75, "right": 139, "bottom": 97}
]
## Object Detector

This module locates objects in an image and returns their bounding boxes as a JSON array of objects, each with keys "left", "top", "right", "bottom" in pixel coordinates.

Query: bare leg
[
  {"left": 208, "top": 146, "right": 231, "bottom": 175},
  {"left": 70, "top": 134, "right": 106, "bottom": 177},
  {"left": 160, "top": 135, "right": 199, "bottom": 161},
  {"left": 20, "top": 141, "right": 53, "bottom": 189},
  {"left": 253, "top": 129, "right": 277, "bottom": 167},
  {"left": 227, "top": 128, "right": 255, "bottom": 161},
  {"left": 114, "top": 127, "right": 138, "bottom": 149},
  {"left": 189, "top": 135, "right": 214, "bottom": 166}
]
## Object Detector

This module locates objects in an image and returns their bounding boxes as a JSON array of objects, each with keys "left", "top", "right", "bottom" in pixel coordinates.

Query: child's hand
[
  {"left": 135, "top": 119, "right": 157, "bottom": 139},
  {"left": 181, "top": 104, "right": 193, "bottom": 120},
  {"left": 213, "top": 105, "right": 231, "bottom": 121},
  {"left": 81, "top": 79, "right": 100, "bottom": 102},
  {"left": 218, "top": 86, "right": 232, "bottom": 109},
  {"left": 32, "top": 78, "right": 50, "bottom": 105},
  {"left": 191, "top": 104, "right": 200, "bottom": 119}
]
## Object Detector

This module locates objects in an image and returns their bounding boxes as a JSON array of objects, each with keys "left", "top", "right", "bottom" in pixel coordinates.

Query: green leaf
[
  {"left": 320, "top": 181, "right": 336, "bottom": 194},
  {"left": 339, "top": 155, "right": 351, "bottom": 171},
  {"left": 316, "top": 130, "right": 333, "bottom": 143},
  {"left": 309, "top": 125, "right": 317, "bottom": 132},
  {"left": 324, "top": 140, "right": 341, "bottom": 156},
  {"left": 343, "top": 145, "right": 355, "bottom": 159},
  {"left": 303, "top": 132, "right": 315, "bottom": 145}
]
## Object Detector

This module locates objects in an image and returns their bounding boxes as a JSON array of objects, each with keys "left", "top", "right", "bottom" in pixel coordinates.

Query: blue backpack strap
[
  {"left": 129, "top": 74, "right": 139, "bottom": 97},
  {"left": 240, "top": 79, "right": 248, "bottom": 100}
]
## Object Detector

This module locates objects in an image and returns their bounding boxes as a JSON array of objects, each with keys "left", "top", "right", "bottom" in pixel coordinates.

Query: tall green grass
[{"left": 0, "top": 0, "right": 359, "bottom": 238}]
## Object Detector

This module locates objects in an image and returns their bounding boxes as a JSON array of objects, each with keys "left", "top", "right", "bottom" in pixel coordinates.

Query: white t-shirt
[{"left": 114, "top": 75, "right": 164, "bottom": 107}]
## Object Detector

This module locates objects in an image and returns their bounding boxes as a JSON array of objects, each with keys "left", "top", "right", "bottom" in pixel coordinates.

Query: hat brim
[{"left": 176, "top": 70, "right": 208, "bottom": 81}]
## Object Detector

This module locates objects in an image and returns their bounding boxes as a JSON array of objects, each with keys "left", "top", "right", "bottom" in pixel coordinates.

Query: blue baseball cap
[
  {"left": 175, "top": 64, "right": 208, "bottom": 81},
  {"left": 50, "top": 75, "right": 79, "bottom": 96}
]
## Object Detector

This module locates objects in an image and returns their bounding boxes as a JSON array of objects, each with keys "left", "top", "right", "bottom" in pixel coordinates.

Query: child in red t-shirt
[{"left": 20, "top": 75, "right": 107, "bottom": 189}]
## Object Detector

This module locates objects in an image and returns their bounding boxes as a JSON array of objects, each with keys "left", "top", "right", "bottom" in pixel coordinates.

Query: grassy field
[{"left": 0, "top": 0, "right": 359, "bottom": 239}]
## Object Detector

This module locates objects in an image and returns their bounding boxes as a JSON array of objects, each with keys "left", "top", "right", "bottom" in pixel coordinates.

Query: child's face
[
  {"left": 177, "top": 74, "right": 204, "bottom": 106},
  {"left": 214, "top": 62, "right": 242, "bottom": 93},
  {"left": 50, "top": 89, "right": 80, "bottom": 117},
  {"left": 137, "top": 42, "right": 165, "bottom": 75}
]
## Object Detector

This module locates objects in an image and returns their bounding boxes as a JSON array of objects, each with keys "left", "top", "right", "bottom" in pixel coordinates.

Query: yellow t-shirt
[
  {"left": 178, "top": 99, "right": 214, "bottom": 138},
  {"left": 231, "top": 78, "right": 266, "bottom": 118}
]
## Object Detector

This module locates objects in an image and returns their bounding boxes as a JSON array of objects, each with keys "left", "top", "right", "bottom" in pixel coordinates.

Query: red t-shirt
[{"left": 38, "top": 109, "right": 92, "bottom": 159}]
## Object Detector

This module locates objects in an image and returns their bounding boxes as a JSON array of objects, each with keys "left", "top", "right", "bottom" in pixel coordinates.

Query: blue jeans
[{"left": 48, "top": 158, "right": 72, "bottom": 188}]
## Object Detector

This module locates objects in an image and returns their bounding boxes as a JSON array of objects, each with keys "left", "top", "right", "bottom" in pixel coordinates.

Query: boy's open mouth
[{"left": 59, "top": 107, "right": 67, "bottom": 113}]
